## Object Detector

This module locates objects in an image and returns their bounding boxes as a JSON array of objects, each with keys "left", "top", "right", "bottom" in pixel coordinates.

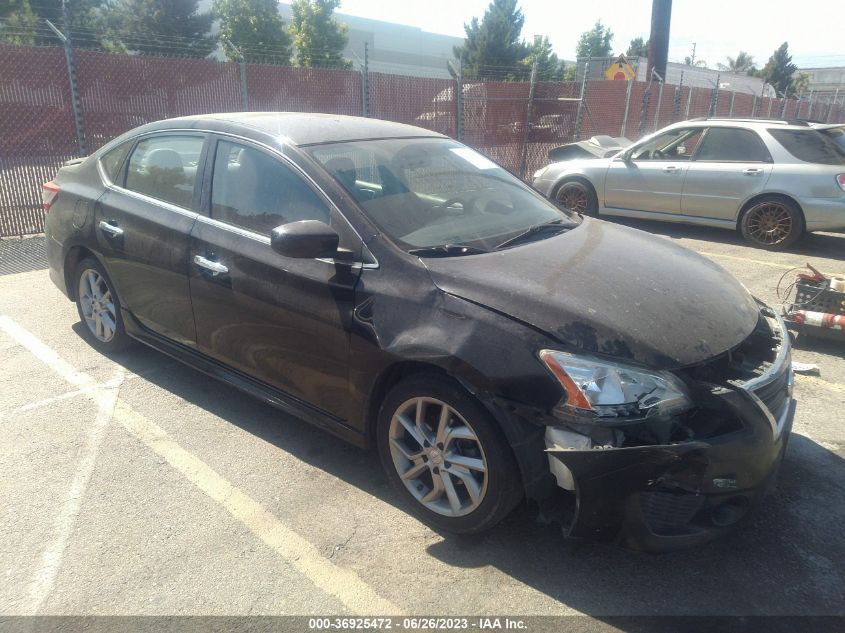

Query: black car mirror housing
[{"left": 270, "top": 220, "right": 340, "bottom": 259}]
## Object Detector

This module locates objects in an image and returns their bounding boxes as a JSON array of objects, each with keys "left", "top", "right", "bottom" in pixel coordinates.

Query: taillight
[
  {"left": 42, "top": 181, "right": 60, "bottom": 212},
  {"left": 837, "top": 174, "right": 845, "bottom": 192}
]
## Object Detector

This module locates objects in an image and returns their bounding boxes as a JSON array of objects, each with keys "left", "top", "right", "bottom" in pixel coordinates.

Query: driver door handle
[
  {"left": 663, "top": 165, "right": 680, "bottom": 172},
  {"left": 743, "top": 168, "right": 764, "bottom": 176},
  {"left": 194, "top": 255, "right": 228, "bottom": 275}
]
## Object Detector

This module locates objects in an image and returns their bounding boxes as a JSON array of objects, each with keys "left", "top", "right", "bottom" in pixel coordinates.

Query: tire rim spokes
[
  {"left": 79, "top": 269, "right": 116, "bottom": 342},
  {"left": 557, "top": 186, "right": 588, "bottom": 213},
  {"left": 388, "top": 397, "right": 488, "bottom": 517},
  {"left": 747, "top": 203, "right": 792, "bottom": 245}
]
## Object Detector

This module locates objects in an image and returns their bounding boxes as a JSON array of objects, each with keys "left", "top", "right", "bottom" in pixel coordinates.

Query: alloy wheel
[
  {"left": 745, "top": 202, "right": 793, "bottom": 246},
  {"left": 388, "top": 397, "right": 489, "bottom": 517},
  {"left": 78, "top": 269, "right": 117, "bottom": 342},
  {"left": 556, "top": 184, "right": 588, "bottom": 213}
]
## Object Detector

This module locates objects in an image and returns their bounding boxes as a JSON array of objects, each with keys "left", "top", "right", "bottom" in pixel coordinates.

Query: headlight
[
  {"left": 539, "top": 350, "right": 692, "bottom": 424},
  {"left": 533, "top": 166, "right": 548, "bottom": 179}
]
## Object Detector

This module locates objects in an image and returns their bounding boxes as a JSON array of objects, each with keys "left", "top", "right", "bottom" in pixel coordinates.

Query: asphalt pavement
[{"left": 1, "top": 223, "right": 843, "bottom": 625}]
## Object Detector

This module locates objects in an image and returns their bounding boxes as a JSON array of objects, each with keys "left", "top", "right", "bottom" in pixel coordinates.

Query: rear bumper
[{"left": 45, "top": 232, "right": 70, "bottom": 299}]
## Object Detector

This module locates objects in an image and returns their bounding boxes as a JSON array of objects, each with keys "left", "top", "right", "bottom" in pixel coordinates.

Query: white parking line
[
  {"left": 0, "top": 315, "right": 402, "bottom": 615},
  {"left": 698, "top": 251, "right": 843, "bottom": 276},
  {"left": 0, "top": 368, "right": 167, "bottom": 419},
  {"left": 0, "top": 317, "right": 126, "bottom": 613}
]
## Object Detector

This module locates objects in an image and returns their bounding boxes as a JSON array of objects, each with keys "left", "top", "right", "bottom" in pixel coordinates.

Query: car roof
[
  {"left": 673, "top": 117, "right": 839, "bottom": 130},
  {"left": 157, "top": 112, "right": 448, "bottom": 146}
]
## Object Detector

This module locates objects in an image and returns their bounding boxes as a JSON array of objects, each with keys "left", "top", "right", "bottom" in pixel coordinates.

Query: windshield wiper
[
  {"left": 408, "top": 244, "right": 489, "bottom": 257},
  {"left": 493, "top": 219, "right": 570, "bottom": 250}
]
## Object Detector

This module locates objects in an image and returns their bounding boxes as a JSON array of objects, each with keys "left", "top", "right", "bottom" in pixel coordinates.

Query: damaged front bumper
[{"left": 544, "top": 312, "right": 795, "bottom": 552}]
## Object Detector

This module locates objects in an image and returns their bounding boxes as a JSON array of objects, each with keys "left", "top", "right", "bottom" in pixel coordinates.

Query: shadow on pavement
[{"left": 101, "top": 342, "right": 845, "bottom": 618}]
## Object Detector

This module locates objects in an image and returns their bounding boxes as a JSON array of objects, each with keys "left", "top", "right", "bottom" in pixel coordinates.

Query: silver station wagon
[{"left": 533, "top": 118, "right": 845, "bottom": 249}]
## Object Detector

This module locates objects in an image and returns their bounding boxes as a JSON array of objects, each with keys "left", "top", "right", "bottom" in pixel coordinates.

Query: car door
[
  {"left": 95, "top": 133, "right": 207, "bottom": 347},
  {"left": 604, "top": 127, "right": 704, "bottom": 214},
  {"left": 681, "top": 127, "right": 773, "bottom": 222},
  {"left": 188, "top": 136, "right": 362, "bottom": 420}
]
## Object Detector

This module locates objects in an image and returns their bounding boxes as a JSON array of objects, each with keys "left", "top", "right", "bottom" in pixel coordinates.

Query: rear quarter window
[
  {"left": 768, "top": 129, "right": 845, "bottom": 165},
  {"left": 99, "top": 141, "right": 132, "bottom": 184}
]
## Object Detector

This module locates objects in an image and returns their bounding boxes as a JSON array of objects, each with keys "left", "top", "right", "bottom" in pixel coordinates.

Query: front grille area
[
  {"left": 686, "top": 307, "right": 791, "bottom": 423},
  {"left": 748, "top": 356, "right": 791, "bottom": 420},
  {"left": 640, "top": 491, "right": 705, "bottom": 533}
]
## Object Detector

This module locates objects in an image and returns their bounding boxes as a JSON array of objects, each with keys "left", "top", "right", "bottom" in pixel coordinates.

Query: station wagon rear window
[{"left": 769, "top": 127, "right": 845, "bottom": 165}]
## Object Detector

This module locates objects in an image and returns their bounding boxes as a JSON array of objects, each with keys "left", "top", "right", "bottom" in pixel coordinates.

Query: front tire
[
  {"left": 74, "top": 257, "right": 132, "bottom": 352},
  {"left": 554, "top": 180, "right": 598, "bottom": 216},
  {"left": 377, "top": 374, "right": 522, "bottom": 534},
  {"left": 740, "top": 197, "right": 804, "bottom": 250}
]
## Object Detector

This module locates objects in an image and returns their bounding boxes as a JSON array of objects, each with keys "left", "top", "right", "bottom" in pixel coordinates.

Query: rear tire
[
  {"left": 74, "top": 257, "right": 132, "bottom": 353},
  {"left": 554, "top": 180, "right": 598, "bottom": 216},
  {"left": 376, "top": 374, "right": 522, "bottom": 534},
  {"left": 739, "top": 196, "right": 804, "bottom": 250}
]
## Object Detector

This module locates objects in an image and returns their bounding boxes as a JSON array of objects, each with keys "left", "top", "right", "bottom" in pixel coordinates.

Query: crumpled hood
[{"left": 422, "top": 218, "right": 760, "bottom": 370}]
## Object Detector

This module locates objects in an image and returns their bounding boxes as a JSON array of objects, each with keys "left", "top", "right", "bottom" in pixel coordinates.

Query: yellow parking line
[
  {"left": 795, "top": 373, "right": 845, "bottom": 396},
  {"left": 0, "top": 315, "right": 403, "bottom": 615}
]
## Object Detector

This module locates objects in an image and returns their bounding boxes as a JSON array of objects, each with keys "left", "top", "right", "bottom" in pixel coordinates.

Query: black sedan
[{"left": 44, "top": 113, "right": 794, "bottom": 551}]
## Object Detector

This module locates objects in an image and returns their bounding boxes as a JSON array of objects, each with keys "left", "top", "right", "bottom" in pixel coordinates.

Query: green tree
[
  {"left": 453, "top": 0, "right": 530, "bottom": 80},
  {"left": 213, "top": 0, "right": 291, "bottom": 64},
  {"left": 717, "top": 51, "right": 756, "bottom": 74},
  {"left": 683, "top": 55, "right": 707, "bottom": 68},
  {"left": 289, "top": 0, "right": 351, "bottom": 69},
  {"left": 0, "top": 0, "right": 39, "bottom": 45},
  {"left": 626, "top": 36, "right": 648, "bottom": 57},
  {"left": 576, "top": 20, "right": 613, "bottom": 58},
  {"left": 523, "top": 35, "right": 563, "bottom": 80},
  {"left": 0, "top": 0, "right": 104, "bottom": 46},
  {"left": 101, "top": 0, "right": 215, "bottom": 57},
  {"left": 761, "top": 42, "right": 798, "bottom": 96},
  {"left": 791, "top": 71, "right": 810, "bottom": 97}
]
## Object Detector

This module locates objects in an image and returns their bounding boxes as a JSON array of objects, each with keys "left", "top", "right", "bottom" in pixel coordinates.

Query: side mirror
[
  {"left": 270, "top": 220, "right": 339, "bottom": 259},
  {"left": 617, "top": 150, "right": 632, "bottom": 162}
]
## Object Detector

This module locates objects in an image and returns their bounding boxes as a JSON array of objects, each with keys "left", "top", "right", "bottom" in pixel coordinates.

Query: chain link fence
[{"left": 2, "top": 38, "right": 845, "bottom": 237}]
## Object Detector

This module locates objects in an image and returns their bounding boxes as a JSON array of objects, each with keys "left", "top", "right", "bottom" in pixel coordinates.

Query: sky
[{"left": 335, "top": 0, "right": 844, "bottom": 69}]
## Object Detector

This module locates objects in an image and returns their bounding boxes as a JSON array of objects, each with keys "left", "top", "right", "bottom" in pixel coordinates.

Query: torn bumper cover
[{"left": 545, "top": 313, "right": 795, "bottom": 552}]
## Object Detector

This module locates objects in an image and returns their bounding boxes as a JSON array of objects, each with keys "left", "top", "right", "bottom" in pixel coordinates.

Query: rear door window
[
  {"left": 210, "top": 140, "right": 330, "bottom": 235},
  {"left": 125, "top": 135, "right": 204, "bottom": 209},
  {"left": 695, "top": 128, "right": 772, "bottom": 162},
  {"left": 768, "top": 128, "right": 845, "bottom": 165}
]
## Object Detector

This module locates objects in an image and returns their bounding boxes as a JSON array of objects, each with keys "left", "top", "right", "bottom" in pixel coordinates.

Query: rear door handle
[
  {"left": 194, "top": 255, "right": 229, "bottom": 275},
  {"left": 743, "top": 168, "right": 764, "bottom": 176},
  {"left": 98, "top": 220, "right": 123, "bottom": 238},
  {"left": 663, "top": 165, "right": 680, "bottom": 172}
]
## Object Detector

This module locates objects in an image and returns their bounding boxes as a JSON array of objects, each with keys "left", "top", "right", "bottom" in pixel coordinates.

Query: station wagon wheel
[
  {"left": 740, "top": 197, "right": 803, "bottom": 250},
  {"left": 555, "top": 180, "right": 597, "bottom": 216},
  {"left": 74, "top": 257, "right": 131, "bottom": 352},
  {"left": 377, "top": 374, "right": 522, "bottom": 533}
]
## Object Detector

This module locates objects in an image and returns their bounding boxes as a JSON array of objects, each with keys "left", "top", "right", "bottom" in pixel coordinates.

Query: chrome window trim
[
  {"left": 96, "top": 126, "right": 379, "bottom": 269},
  {"left": 102, "top": 181, "right": 199, "bottom": 220}
]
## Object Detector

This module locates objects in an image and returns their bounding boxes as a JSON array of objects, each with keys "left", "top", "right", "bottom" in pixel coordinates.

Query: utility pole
[
  {"left": 689, "top": 42, "right": 696, "bottom": 66},
  {"left": 647, "top": 0, "right": 671, "bottom": 81}
]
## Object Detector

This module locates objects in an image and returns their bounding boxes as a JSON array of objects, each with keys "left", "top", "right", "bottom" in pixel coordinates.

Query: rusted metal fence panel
[
  {"left": 0, "top": 45, "right": 77, "bottom": 237},
  {"left": 368, "top": 72, "right": 456, "bottom": 137},
  {"left": 76, "top": 51, "right": 243, "bottom": 152},
  {"left": 246, "top": 65, "right": 361, "bottom": 115}
]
